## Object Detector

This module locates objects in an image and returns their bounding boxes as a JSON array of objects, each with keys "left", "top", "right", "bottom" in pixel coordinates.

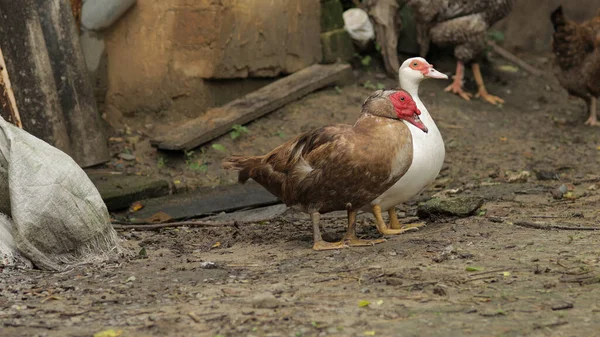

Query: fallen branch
[
  {"left": 112, "top": 220, "right": 238, "bottom": 230},
  {"left": 0, "top": 47, "right": 22, "bottom": 128},
  {"left": 512, "top": 220, "right": 600, "bottom": 231},
  {"left": 463, "top": 275, "right": 497, "bottom": 283},
  {"left": 488, "top": 41, "right": 544, "bottom": 77}
]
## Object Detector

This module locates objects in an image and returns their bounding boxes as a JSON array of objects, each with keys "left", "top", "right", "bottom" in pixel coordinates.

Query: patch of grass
[
  {"left": 230, "top": 124, "right": 249, "bottom": 140},
  {"left": 275, "top": 130, "right": 286, "bottom": 138},
  {"left": 185, "top": 149, "right": 208, "bottom": 172}
]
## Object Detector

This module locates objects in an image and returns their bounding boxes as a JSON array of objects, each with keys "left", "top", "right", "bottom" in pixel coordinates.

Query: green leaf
[
  {"left": 138, "top": 247, "right": 147, "bottom": 258},
  {"left": 361, "top": 55, "right": 372, "bottom": 67},
  {"left": 466, "top": 266, "right": 483, "bottom": 272},
  {"left": 363, "top": 80, "right": 376, "bottom": 90},
  {"left": 487, "top": 30, "right": 505, "bottom": 42},
  {"left": 358, "top": 300, "right": 370, "bottom": 307},
  {"left": 212, "top": 144, "right": 226, "bottom": 152},
  {"left": 334, "top": 85, "right": 343, "bottom": 94},
  {"left": 230, "top": 130, "right": 240, "bottom": 140},
  {"left": 376, "top": 83, "right": 385, "bottom": 90}
]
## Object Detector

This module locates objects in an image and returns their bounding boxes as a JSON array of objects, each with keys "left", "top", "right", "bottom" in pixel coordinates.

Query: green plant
[
  {"left": 212, "top": 144, "right": 226, "bottom": 152},
  {"left": 275, "top": 130, "right": 286, "bottom": 138},
  {"left": 363, "top": 80, "right": 376, "bottom": 90},
  {"left": 230, "top": 124, "right": 249, "bottom": 140},
  {"left": 361, "top": 55, "right": 372, "bottom": 67},
  {"left": 157, "top": 156, "right": 167, "bottom": 169},
  {"left": 185, "top": 149, "right": 208, "bottom": 172},
  {"left": 487, "top": 30, "right": 505, "bottom": 43},
  {"left": 376, "top": 82, "right": 385, "bottom": 90}
]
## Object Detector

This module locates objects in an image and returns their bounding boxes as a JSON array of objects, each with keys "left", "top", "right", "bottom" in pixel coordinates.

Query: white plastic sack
[
  {"left": 343, "top": 8, "right": 375, "bottom": 50},
  {"left": 81, "top": 0, "right": 137, "bottom": 31},
  {"left": 0, "top": 116, "right": 122, "bottom": 271}
]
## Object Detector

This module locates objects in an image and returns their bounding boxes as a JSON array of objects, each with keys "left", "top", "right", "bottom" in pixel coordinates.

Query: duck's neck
[{"left": 399, "top": 77, "right": 421, "bottom": 99}]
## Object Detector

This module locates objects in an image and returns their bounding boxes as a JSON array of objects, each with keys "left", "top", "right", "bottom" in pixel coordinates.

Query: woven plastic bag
[{"left": 0, "top": 116, "right": 122, "bottom": 271}]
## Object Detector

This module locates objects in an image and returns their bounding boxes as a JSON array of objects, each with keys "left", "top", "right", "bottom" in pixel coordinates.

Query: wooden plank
[
  {"left": 87, "top": 172, "right": 171, "bottom": 211},
  {"left": 151, "top": 63, "right": 353, "bottom": 151},
  {"left": 131, "top": 181, "right": 282, "bottom": 221}
]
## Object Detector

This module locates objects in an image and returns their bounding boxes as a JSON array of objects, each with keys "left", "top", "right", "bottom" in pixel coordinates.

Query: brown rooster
[
  {"left": 408, "top": 0, "right": 515, "bottom": 104},
  {"left": 223, "top": 90, "right": 427, "bottom": 251},
  {"left": 551, "top": 6, "right": 600, "bottom": 126}
]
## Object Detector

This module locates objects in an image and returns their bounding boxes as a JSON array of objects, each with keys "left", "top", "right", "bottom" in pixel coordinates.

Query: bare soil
[{"left": 2, "top": 53, "right": 600, "bottom": 337}]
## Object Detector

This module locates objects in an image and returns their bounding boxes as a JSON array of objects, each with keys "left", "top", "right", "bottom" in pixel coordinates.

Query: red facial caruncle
[
  {"left": 389, "top": 90, "right": 428, "bottom": 133},
  {"left": 408, "top": 59, "right": 448, "bottom": 79},
  {"left": 408, "top": 59, "right": 431, "bottom": 76}
]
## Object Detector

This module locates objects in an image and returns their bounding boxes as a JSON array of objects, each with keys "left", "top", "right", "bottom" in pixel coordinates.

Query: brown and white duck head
[{"left": 360, "top": 89, "right": 428, "bottom": 133}]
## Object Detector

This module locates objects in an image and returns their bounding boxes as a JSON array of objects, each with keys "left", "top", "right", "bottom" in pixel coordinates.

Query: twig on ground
[
  {"left": 112, "top": 220, "right": 238, "bottom": 230},
  {"left": 463, "top": 275, "right": 498, "bottom": 283},
  {"left": 468, "top": 268, "right": 509, "bottom": 277},
  {"left": 488, "top": 41, "right": 544, "bottom": 77},
  {"left": 512, "top": 220, "right": 600, "bottom": 231}
]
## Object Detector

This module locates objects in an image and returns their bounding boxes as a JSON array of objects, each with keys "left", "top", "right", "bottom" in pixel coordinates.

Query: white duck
[{"left": 362, "top": 57, "right": 448, "bottom": 234}]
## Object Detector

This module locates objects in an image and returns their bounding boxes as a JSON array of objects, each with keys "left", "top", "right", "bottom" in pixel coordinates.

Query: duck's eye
[{"left": 400, "top": 97, "right": 405, "bottom": 101}]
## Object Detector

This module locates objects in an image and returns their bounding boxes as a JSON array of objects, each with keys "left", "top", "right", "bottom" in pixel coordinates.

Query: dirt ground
[{"left": 2, "top": 52, "right": 600, "bottom": 337}]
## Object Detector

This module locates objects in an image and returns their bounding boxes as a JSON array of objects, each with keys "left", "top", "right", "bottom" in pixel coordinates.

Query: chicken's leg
[
  {"left": 388, "top": 208, "right": 426, "bottom": 231},
  {"left": 585, "top": 97, "right": 598, "bottom": 126},
  {"left": 342, "top": 209, "right": 386, "bottom": 246},
  {"left": 444, "top": 60, "right": 472, "bottom": 101},
  {"left": 372, "top": 205, "right": 419, "bottom": 236},
  {"left": 472, "top": 63, "right": 504, "bottom": 105},
  {"left": 311, "top": 212, "right": 347, "bottom": 251}
]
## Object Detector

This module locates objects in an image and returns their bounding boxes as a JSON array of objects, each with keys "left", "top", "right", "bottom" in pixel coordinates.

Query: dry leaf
[
  {"left": 211, "top": 242, "right": 221, "bottom": 249},
  {"left": 129, "top": 201, "right": 144, "bottom": 212},
  {"left": 145, "top": 211, "right": 173, "bottom": 223},
  {"left": 358, "top": 300, "right": 370, "bottom": 307},
  {"left": 94, "top": 329, "right": 123, "bottom": 337},
  {"left": 497, "top": 64, "right": 519, "bottom": 73}
]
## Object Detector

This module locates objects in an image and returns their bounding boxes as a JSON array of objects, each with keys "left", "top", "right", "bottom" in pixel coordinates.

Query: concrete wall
[
  {"left": 497, "top": 0, "right": 600, "bottom": 52},
  {"left": 103, "top": 0, "right": 322, "bottom": 117}
]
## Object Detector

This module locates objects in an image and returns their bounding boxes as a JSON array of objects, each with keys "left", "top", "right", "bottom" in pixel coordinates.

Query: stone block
[
  {"left": 321, "top": 0, "right": 345, "bottom": 32},
  {"left": 321, "top": 28, "right": 355, "bottom": 64}
]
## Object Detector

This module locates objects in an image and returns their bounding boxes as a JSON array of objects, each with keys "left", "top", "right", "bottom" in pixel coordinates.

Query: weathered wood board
[
  {"left": 131, "top": 181, "right": 282, "bottom": 221},
  {"left": 150, "top": 63, "right": 353, "bottom": 151}
]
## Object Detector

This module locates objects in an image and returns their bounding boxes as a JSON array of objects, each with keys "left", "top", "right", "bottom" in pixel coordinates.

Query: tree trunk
[{"left": 0, "top": 0, "right": 109, "bottom": 167}]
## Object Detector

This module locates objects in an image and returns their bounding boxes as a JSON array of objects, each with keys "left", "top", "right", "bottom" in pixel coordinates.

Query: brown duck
[{"left": 222, "top": 89, "right": 427, "bottom": 250}]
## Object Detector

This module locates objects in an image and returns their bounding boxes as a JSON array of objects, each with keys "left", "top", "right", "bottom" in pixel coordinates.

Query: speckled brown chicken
[
  {"left": 551, "top": 6, "right": 600, "bottom": 126},
  {"left": 223, "top": 89, "right": 427, "bottom": 251},
  {"left": 408, "top": 0, "right": 515, "bottom": 104}
]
